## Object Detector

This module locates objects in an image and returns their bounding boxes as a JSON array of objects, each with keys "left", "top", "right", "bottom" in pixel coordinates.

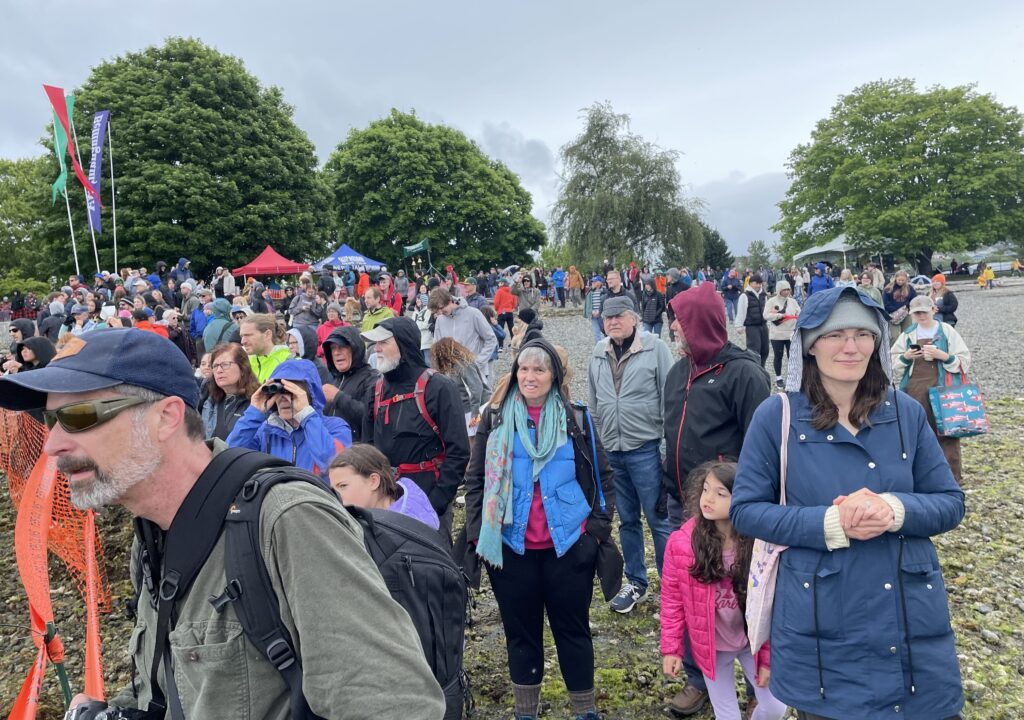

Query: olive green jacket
[{"left": 112, "top": 441, "right": 444, "bottom": 719}]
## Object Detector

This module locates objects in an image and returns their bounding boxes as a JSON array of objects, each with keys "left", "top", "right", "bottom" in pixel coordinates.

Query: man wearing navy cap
[{"left": 0, "top": 329, "right": 444, "bottom": 719}]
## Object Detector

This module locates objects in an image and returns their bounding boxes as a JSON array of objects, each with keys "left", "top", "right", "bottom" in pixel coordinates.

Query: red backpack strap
[
  {"left": 373, "top": 377, "right": 385, "bottom": 420},
  {"left": 413, "top": 369, "right": 445, "bottom": 452}
]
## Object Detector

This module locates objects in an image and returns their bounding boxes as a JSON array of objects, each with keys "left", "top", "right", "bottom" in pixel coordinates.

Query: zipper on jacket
[
  {"left": 403, "top": 554, "right": 417, "bottom": 587},
  {"left": 674, "top": 363, "right": 723, "bottom": 499}
]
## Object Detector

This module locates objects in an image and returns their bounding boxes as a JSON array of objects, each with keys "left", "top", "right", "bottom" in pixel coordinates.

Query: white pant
[{"left": 703, "top": 647, "right": 787, "bottom": 720}]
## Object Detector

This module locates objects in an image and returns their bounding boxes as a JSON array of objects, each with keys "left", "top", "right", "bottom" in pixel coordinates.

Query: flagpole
[
  {"left": 53, "top": 124, "right": 81, "bottom": 276},
  {"left": 106, "top": 120, "right": 118, "bottom": 271},
  {"left": 69, "top": 119, "right": 101, "bottom": 273}
]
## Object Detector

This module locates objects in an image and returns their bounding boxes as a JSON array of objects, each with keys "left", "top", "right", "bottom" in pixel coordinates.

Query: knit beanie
[
  {"left": 327, "top": 302, "right": 344, "bottom": 318},
  {"left": 802, "top": 294, "right": 882, "bottom": 354}
]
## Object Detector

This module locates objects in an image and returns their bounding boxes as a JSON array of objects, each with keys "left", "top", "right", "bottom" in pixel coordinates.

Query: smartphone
[{"left": 908, "top": 343, "right": 922, "bottom": 351}]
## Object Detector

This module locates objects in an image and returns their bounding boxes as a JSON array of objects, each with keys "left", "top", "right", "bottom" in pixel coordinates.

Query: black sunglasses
[{"left": 43, "top": 397, "right": 148, "bottom": 433}]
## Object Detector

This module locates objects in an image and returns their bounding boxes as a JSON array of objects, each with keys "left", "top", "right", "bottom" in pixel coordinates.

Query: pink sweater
[{"left": 660, "top": 518, "right": 770, "bottom": 681}]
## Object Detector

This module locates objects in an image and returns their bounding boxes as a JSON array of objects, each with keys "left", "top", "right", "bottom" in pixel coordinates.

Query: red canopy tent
[{"left": 231, "top": 245, "right": 310, "bottom": 276}]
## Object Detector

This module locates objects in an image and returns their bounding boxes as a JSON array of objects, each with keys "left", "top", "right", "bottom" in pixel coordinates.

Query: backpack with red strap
[{"left": 373, "top": 369, "right": 447, "bottom": 478}]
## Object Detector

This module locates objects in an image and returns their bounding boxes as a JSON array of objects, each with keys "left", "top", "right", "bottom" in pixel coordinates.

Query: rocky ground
[{"left": 2, "top": 280, "right": 1023, "bottom": 718}]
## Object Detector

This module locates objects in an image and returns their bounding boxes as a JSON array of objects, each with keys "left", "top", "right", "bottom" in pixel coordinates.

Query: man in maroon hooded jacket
[{"left": 661, "top": 281, "right": 771, "bottom": 716}]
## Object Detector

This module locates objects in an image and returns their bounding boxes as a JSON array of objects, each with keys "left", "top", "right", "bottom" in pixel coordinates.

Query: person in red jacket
[
  {"left": 378, "top": 273, "right": 404, "bottom": 315},
  {"left": 492, "top": 277, "right": 518, "bottom": 337},
  {"left": 661, "top": 461, "right": 785, "bottom": 720}
]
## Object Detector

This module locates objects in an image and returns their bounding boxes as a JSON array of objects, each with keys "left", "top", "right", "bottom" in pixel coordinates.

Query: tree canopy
[
  {"left": 775, "top": 79, "right": 1024, "bottom": 274},
  {"left": 32, "top": 37, "right": 330, "bottom": 277},
  {"left": 700, "top": 222, "right": 734, "bottom": 271},
  {"left": 746, "top": 239, "right": 772, "bottom": 269},
  {"left": 0, "top": 157, "right": 51, "bottom": 278},
  {"left": 323, "top": 110, "right": 546, "bottom": 271},
  {"left": 551, "top": 102, "right": 702, "bottom": 269}
]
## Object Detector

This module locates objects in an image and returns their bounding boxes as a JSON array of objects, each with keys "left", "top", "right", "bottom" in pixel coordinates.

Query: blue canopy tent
[{"left": 312, "top": 243, "right": 385, "bottom": 272}]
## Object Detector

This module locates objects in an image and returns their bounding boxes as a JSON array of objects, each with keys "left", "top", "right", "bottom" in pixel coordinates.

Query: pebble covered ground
[{"left": 2, "top": 278, "right": 1023, "bottom": 718}]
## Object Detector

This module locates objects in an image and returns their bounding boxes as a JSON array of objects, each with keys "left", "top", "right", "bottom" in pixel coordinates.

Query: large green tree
[
  {"left": 552, "top": 102, "right": 702, "bottom": 268},
  {"left": 746, "top": 239, "right": 773, "bottom": 269},
  {"left": 32, "top": 37, "right": 330, "bottom": 277},
  {"left": 701, "top": 222, "right": 734, "bottom": 271},
  {"left": 775, "top": 79, "right": 1024, "bottom": 275},
  {"left": 0, "top": 157, "right": 52, "bottom": 278},
  {"left": 323, "top": 110, "right": 546, "bottom": 271},
  {"left": 658, "top": 211, "right": 704, "bottom": 269}
]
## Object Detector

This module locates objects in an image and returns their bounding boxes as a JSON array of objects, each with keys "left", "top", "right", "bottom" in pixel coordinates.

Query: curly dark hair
[{"left": 686, "top": 460, "right": 754, "bottom": 613}]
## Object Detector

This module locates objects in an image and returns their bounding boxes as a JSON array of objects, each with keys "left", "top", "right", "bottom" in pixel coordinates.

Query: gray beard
[{"left": 60, "top": 420, "right": 161, "bottom": 511}]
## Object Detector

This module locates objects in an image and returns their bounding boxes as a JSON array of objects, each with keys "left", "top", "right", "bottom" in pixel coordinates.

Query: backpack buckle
[
  {"left": 266, "top": 637, "right": 296, "bottom": 671},
  {"left": 241, "top": 478, "right": 261, "bottom": 501},
  {"left": 159, "top": 570, "right": 181, "bottom": 602}
]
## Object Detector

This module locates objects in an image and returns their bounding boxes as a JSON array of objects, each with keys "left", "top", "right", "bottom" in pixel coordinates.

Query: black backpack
[
  {"left": 346, "top": 506, "right": 468, "bottom": 719},
  {"left": 132, "top": 447, "right": 467, "bottom": 720}
]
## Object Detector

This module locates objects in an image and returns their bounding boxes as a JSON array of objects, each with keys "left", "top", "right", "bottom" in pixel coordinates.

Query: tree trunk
[{"left": 913, "top": 247, "right": 933, "bottom": 276}]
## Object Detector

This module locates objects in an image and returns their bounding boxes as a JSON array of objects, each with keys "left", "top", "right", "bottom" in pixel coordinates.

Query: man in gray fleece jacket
[{"left": 587, "top": 296, "right": 674, "bottom": 615}]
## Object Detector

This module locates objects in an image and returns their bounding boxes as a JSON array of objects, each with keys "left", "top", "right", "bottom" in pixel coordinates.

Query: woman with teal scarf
[{"left": 464, "top": 338, "right": 615, "bottom": 720}]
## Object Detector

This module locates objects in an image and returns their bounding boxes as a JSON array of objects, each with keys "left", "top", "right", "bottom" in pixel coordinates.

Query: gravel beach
[{"left": 497, "top": 277, "right": 1024, "bottom": 403}]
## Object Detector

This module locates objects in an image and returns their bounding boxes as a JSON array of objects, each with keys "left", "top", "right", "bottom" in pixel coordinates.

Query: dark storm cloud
[{"left": 695, "top": 172, "right": 791, "bottom": 255}]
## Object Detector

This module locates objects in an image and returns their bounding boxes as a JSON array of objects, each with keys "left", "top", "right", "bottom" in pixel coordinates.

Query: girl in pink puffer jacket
[{"left": 660, "top": 461, "right": 786, "bottom": 720}]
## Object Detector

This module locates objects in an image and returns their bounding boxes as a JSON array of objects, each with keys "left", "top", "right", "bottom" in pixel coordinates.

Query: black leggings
[
  {"left": 745, "top": 324, "right": 769, "bottom": 367},
  {"left": 770, "top": 339, "right": 791, "bottom": 378},
  {"left": 486, "top": 541, "right": 597, "bottom": 691},
  {"left": 498, "top": 312, "right": 515, "bottom": 338}
]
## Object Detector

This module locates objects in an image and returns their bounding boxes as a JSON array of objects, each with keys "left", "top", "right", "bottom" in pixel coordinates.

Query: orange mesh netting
[{"left": 0, "top": 409, "right": 112, "bottom": 613}]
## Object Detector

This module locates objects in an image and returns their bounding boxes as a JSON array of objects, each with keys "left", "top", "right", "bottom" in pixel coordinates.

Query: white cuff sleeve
[
  {"left": 879, "top": 493, "right": 906, "bottom": 532},
  {"left": 823, "top": 505, "right": 850, "bottom": 550}
]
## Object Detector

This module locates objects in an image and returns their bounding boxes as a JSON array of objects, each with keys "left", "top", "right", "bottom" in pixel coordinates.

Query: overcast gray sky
[{"left": 4, "top": 0, "right": 1022, "bottom": 254}]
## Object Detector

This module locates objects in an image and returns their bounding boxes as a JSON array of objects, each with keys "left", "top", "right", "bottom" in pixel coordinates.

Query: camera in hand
[{"left": 262, "top": 381, "right": 286, "bottom": 396}]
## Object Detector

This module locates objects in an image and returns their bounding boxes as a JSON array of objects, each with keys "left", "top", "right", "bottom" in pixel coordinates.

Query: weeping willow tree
[{"left": 552, "top": 102, "right": 702, "bottom": 268}]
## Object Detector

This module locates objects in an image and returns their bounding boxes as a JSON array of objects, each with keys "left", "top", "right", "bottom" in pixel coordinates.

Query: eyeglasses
[
  {"left": 43, "top": 397, "right": 148, "bottom": 434},
  {"left": 212, "top": 361, "right": 236, "bottom": 371},
  {"left": 817, "top": 331, "right": 877, "bottom": 347}
]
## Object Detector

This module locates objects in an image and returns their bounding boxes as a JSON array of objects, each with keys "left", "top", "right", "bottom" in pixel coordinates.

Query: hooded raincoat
[
  {"left": 323, "top": 325, "right": 380, "bottom": 443},
  {"left": 202, "top": 298, "right": 234, "bottom": 351},
  {"left": 227, "top": 359, "right": 352, "bottom": 477},
  {"left": 730, "top": 287, "right": 965, "bottom": 719}
]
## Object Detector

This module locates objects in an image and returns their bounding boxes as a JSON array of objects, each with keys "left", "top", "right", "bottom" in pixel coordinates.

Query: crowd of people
[{"left": 0, "top": 252, "right": 981, "bottom": 720}]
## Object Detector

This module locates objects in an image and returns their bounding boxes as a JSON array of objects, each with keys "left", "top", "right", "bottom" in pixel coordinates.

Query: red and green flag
[
  {"left": 43, "top": 84, "right": 101, "bottom": 205},
  {"left": 50, "top": 96, "right": 73, "bottom": 204}
]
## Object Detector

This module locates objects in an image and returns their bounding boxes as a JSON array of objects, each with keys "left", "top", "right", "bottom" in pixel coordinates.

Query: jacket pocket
[
  {"left": 780, "top": 560, "right": 845, "bottom": 639},
  {"left": 900, "top": 559, "right": 953, "bottom": 639},
  {"left": 168, "top": 620, "right": 250, "bottom": 718},
  {"left": 555, "top": 481, "right": 590, "bottom": 529}
]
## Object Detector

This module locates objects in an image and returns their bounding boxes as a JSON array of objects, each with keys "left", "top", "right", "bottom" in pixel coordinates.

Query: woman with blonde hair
[
  {"left": 431, "top": 337, "right": 486, "bottom": 436},
  {"left": 883, "top": 269, "right": 916, "bottom": 342}
]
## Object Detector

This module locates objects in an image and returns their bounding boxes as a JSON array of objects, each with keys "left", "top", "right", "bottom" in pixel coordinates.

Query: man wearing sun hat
[{"left": 0, "top": 328, "right": 444, "bottom": 718}]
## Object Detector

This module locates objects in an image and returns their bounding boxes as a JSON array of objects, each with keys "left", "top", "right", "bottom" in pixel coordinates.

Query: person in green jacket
[
  {"left": 0, "top": 329, "right": 445, "bottom": 719},
  {"left": 239, "top": 313, "right": 292, "bottom": 382},
  {"left": 360, "top": 287, "right": 395, "bottom": 333}
]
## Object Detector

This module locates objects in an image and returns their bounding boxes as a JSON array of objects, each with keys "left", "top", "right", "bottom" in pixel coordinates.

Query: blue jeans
[
  {"left": 724, "top": 296, "right": 737, "bottom": 322},
  {"left": 590, "top": 316, "right": 605, "bottom": 343},
  {"left": 642, "top": 321, "right": 663, "bottom": 337},
  {"left": 607, "top": 440, "right": 670, "bottom": 592}
]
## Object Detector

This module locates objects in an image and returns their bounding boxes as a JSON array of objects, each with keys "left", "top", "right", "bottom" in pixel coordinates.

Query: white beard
[{"left": 377, "top": 354, "right": 401, "bottom": 374}]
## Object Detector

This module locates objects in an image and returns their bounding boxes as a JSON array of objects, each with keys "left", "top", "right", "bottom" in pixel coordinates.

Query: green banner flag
[
  {"left": 50, "top": 95, "right": 74, "bottom": 204},
  {"left": 403, "top": 238, "right": 430, "bottom": 257}
]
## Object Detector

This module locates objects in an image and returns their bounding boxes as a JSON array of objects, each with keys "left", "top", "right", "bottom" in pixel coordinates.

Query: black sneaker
[{"left": 609, "top": 582, "right": 646, "bottom": 614}]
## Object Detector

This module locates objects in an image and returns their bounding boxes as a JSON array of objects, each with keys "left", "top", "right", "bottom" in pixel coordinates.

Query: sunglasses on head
[{"left": 43, "top": 397, "right": 148, "bottom": 433}]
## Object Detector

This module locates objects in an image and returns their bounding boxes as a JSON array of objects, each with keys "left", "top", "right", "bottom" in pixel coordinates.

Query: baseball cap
[
  {"left": 361, "top": 323, "right": 395, "bottom": 343},
  {"left": 71, "top": 303, "right": 89, "bottom": 315},
  {"left": 0, "top": 328, "right": 199, "bottom": 410},
  {"left": 909, "top": 295, "right": 935, "bottom": 313},
  {"left": 460, "top": 277, "right": 477, "bottom": 286},
  {"left": 591, "top": 275, "right": 604, "bottom": 284}
]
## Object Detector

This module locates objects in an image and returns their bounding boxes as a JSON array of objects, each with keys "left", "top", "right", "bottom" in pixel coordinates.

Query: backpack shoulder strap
[
  {"left": 220, "top": 465, "right": 331, "bottom": 720},
  {"left": 373, "top": 377, "right": 386, "bottom": 419},
  {"left": 139, "top": 447, "right": 288, "bottom": 717},
  {"left": 414, "top": 369, "right": 444, "bottom": 448}
]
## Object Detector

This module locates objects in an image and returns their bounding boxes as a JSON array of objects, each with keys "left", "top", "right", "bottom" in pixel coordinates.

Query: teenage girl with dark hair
[{"left": 660, "top": 460, "right": 786, "bottom": 720}]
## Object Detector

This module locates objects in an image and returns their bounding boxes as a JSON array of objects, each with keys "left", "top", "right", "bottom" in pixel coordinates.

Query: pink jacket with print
[{"left": 659, "top": 518, "right": 770, "bottom": 681}]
